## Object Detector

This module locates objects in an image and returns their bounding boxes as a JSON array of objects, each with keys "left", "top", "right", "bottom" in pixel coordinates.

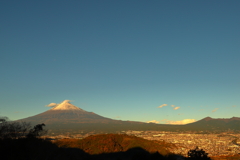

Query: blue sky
[{"left": 1, "top": 0, "right": 239, "bottom": 124}]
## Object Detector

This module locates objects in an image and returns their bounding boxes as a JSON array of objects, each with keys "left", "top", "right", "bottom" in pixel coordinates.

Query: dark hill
[
  {"left": 54, "top": 134, "right": 172, "bottom": 156},
  {"left": 0, "top": 135, "right": 185, "bottom": 160}
]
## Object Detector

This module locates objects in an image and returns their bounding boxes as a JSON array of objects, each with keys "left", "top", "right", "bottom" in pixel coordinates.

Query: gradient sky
[{"left": 1, "top": 0, "right": 240, "bottom": 124}]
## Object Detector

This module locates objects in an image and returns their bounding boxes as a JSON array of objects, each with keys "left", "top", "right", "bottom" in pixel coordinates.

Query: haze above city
[{"left": 1, "top": 0, "right": 239, "bottom": 124}]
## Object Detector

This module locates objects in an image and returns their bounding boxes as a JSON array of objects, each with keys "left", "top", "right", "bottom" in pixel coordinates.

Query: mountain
[
  {"left": 19, "top": 100, "right": 120, "bottom": 124},
  {"left": 183, "top": 116, "right": 240, "bottom": 132},
  {"left": 17, "top": 100, "right": 240, "bottom": 134},
  {"left": 202, "top": 116, "right": 240, "bottom": 122},
  {"left": 17, "top": 100, "right": 144, "bottom": 133}
]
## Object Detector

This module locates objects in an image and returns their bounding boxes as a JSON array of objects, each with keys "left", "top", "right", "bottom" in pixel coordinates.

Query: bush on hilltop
[{"left": 187, "top": 146, "right": 211, "bottom": 160}]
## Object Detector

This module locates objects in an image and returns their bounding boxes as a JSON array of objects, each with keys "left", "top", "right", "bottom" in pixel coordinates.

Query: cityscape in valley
[
  {"left": 16, "top": 100, "right": 240, "bottom": 158},
  {"left": 48, "top": 130, "right": 240, "bottom": 157}
]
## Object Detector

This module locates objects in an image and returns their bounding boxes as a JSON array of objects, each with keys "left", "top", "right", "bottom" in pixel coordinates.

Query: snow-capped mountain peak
[{"left": 50, "top": 100, "right": 83, "bottom": 111}]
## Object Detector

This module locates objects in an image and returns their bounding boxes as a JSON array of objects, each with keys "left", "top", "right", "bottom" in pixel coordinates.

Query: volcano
[
  {"left": 17, "top": 100, "right": 144, "bottom": 133},
  {"left": 17, "top": 100, "right": 240, "bottom": 134},
  {"left": 18, "top": 100, "right": 123, "bottom": 125}
]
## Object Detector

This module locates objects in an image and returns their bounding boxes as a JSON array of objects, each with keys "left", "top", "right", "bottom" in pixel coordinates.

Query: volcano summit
[{"left": 50, "top": 100, "right": 85, "bottom": 111}]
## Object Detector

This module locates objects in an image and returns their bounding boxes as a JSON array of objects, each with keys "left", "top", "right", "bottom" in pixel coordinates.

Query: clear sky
[{"left": 1, "top": 0, "right": 239, "bottom": 124}]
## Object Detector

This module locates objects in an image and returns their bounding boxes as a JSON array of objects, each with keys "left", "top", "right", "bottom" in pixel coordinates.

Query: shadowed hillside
[
  {"left": 0, "top": 136, "right": 183, "bottom": 160},
  {"left": 54, "top": 134, "right": 173, "bottom": 155}
]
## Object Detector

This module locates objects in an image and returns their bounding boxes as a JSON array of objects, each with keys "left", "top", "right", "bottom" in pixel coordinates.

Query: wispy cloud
[
  {"left": 14, "top": 111, "right": 20, "bottom": 113},
  {"left": 46, "top": 103, "right": 58, "bottom": 107},
  {"left": 157, "top": 104, "right": 168, "bottom": 108},
  {"left": 232, "top": 105, "right": 237, "bottom": 107},
  {"left": 147, "top": 120, "right": 159, "bottom": 124},
  {"left": 161, "top": 119, "right": 196, "bottom": 125},
  {"left": 114, "top": 116, "right": 121, "bottom": 119},
  {"left": 174, "top": 106, "right": 180, "bottom": 110},
  {"left": 212, "top": 108, "right": 219, "bottom": 112},
  {"left": 157, "top": 104, "right": 181, "bottom": 110}
]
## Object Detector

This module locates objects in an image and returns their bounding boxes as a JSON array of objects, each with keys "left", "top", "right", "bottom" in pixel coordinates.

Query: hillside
[
  {"left": 54, "top": 134, "right": 173, "bottom": 155},
  {"left": 182, "top": 117, "right": 240, "bottom": 132}
]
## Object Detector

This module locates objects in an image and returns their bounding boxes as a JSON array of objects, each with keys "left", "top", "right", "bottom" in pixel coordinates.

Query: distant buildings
[{"left": 125, "top": 131, "right": 240, "bottom": 157}]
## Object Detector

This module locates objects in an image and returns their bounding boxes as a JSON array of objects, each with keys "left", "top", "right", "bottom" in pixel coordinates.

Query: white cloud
[
  {"left": 147, "top": 120, "right": 159, "bottom": 124},
  {"left": 46, "top": 103, "right": 58, "bottom": 107},
  {"left": 162, "top": 119, "right": 196, "bottom": 125},
  {"left": 212, "top": 108, "right": 219, "bottom": 112},
  {"left": 157, "top": 104, "right": 167, "bottom": 108},
  {"left": 174, "top": 106, "right": 180, "bottom": 110}
]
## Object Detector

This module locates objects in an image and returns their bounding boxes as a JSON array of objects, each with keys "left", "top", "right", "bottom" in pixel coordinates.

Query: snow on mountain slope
[{"left": 50, "top": 100, "right": 85, "bottom": 111}]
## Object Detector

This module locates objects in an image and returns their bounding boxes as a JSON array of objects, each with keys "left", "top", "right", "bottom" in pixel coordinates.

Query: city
[{"left": 125, "top": 131, "right": 240, "bottom": 157}]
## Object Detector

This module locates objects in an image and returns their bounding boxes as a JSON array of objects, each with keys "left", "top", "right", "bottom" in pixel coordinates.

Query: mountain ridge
[
  {"left": 203, "top": 116, "right": 240, "bottom": 122},
  {"left": 16, "top": 100, "right": 240, "bottom": 133}
]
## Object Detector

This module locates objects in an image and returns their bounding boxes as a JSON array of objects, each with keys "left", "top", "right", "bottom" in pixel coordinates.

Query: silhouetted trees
[
  {"left": 27, "top": 123, "right": 47, "bottom": 138},
  {"left": 0, "top": 116, "right": 31, "bottom": 139},
  {"left": 187, "top": 146, "right": 211, "bottom": 160},
  {"left": 0, "top": 116, "right": 47, "bottom": 139}
]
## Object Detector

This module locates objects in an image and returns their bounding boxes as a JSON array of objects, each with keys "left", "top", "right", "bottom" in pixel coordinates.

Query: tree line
[{"left": 0, "top": 116, "right": 47, "bottom": 139}]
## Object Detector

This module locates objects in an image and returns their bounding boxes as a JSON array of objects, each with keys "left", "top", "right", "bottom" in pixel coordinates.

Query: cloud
[
  {"left": 171, "top": 105, "right": 175, "bottom": 107},
  {"left": 212, "top": 108, "right": 219, "bottom": 112},
  {"left": 162, "top": 119, "right": 196, "bottom": 125},
  {"left": 14, "top": 111, "right": 20, "bottom": 113},
  {"left": 62, "top": 100, "right": 71, "bottom": 103},
  {"left": 114, "top": 116, "right": 121, "bottom": 119},
  {"left": 157, "top": 104, "right": 168, "bottom": 108},
  {"left": 46, "top": 103, "right": 58, "bottom": 107},
  {"left": 147, "top": 120, "right": 159, "bottom": 124},
  {"left": 232, "top": 105, "right": 236, "bottom": 107},
  {"left": 173, "top": 106, "right": 180, "bottom": 110}
]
